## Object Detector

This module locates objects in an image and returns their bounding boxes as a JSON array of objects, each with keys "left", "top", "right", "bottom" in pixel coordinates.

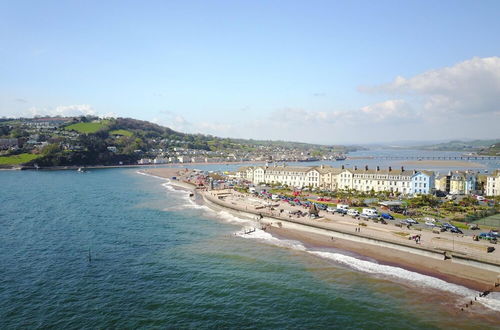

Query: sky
[{"left": 1, "top": 0, "right": 499, "bottom": 144}]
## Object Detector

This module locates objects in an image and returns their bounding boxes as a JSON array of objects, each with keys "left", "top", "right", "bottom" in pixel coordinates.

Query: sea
[{"left": 1, "top": 150, "right": 500, "bottom": 329}]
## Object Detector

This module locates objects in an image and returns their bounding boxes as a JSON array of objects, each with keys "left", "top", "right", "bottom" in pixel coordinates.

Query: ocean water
[{"left": 1, "top": 169, "right": 499, "bottom": 329}]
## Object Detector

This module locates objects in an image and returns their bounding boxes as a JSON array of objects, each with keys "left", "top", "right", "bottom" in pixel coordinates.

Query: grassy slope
[
  {"left": 0, "top": 153, "right": 40, "bottom": 165},
  {"left": 65, "top": 121, "right": 110, "bottom": 134}
]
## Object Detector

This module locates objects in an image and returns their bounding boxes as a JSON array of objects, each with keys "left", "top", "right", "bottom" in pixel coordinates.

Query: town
[
  {"left": 234, "top": 164, "right": 500, "bottom": 197},
  {"left": 0, "top": 116, "right": 351, "bottom": 167}
]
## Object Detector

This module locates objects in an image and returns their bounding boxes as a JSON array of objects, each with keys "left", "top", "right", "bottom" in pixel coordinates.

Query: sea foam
[{"left": 149, "top": 171, "right": 500, "bottom": 312}]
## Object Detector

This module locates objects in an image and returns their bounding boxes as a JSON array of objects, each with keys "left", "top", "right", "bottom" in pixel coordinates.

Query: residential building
[
  {"left": 238, "top": 165, "right": 416, "bottom": 194},
  {"left": 486, "top": 170, "right": 500, "bottom": 196},
  {"left": 435, "top": 173, "right": 450, "bottom": 193},
  {"left": 410, "top": 170, "right": 435, "bottom": 195},
  {"left": 449, "top": 171, "right": 477, "bottom": 195}
]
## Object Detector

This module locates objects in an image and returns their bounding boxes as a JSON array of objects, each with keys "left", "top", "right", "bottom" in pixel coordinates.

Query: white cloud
[
  {"left": 360, "top": 56, "right": 500, "bottom": 116},
  {"left": 26, "top": 104, "right": 97, "bottom": 117},
  {"left": 154, "top": 110, "right": 192, "bottom": 132},
  {"left": 360, "top": 99, "right": 416, "bottom": 122},
  {"left": 18, "top": 104, "right": 118, "bottom": 119}
]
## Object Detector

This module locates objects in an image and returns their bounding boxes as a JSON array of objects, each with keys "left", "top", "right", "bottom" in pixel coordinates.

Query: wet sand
[{"left": 266, "top": 226, "right": 498, "bottom": 292}]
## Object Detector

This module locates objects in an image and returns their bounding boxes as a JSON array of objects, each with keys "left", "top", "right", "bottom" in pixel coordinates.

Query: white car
[
  {"left": 406, "top": 218, "right": 418, "bottom": 224},
  {"left": 347, "top": 209, "right": 360, "bottom": 217},
  {"left": 425, "top": 221, "right": 435, "bottom": 227}
]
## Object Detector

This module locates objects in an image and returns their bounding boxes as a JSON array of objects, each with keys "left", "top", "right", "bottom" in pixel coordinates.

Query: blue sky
[{"left": 1, "top": 0, "right": 499, "bottom": 144}]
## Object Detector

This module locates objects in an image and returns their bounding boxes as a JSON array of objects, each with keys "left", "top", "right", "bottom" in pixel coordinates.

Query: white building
[
  {"left": 238, "top": 165, "right": 416, "bottom": 194},
  {"left": 486, "top": 170, "right": 500, "bottom": 196},
  {"left": 410, "top": 170, "right": 435, "bottom": 195}
]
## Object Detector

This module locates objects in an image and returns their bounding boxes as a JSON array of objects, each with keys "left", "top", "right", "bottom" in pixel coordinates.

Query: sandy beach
[
  {"left": 267, "top": 226, "right": 497, "bottom": 291},
  {"left": 138, "top": 167, "right": 500, "bottom": 294}
]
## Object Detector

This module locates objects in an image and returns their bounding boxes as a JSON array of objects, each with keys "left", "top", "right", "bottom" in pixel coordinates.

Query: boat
[
  {"left": 335, "top": 155, "right": 346, "bottom": 161},
  {"left": 77, "top": 167, "right": 87, "bottom": 173}
]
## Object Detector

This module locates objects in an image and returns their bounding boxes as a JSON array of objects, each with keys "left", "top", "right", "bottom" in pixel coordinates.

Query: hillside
[
  {"left": 478, "top": 143, "right": 500, "bottom": 156},
  {"left": 0, "top": 116, "right": 351, "bottom": 167},
  {"left": 413, "top": 139, "right": 500, "bottom": 152}
]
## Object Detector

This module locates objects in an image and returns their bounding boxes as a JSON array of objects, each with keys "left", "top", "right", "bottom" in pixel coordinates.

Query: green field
[
  {"left": 0, "top": 153, "right": 40, "bottom": 165},
  {"left": 109, "top": 129, "right": 133, "bottom": 137},
  {"left": 65, "top": 120, "right": 110, "bottom": 133}
]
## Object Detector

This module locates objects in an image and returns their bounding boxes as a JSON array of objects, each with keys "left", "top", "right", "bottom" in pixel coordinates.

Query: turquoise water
[{"left": 1, "top": 169, "right": 499, "bottom": 329}]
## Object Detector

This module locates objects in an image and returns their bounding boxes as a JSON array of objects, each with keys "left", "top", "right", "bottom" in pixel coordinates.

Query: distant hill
[
  {"left": 412, "top": 139, "right": 500, "bottom": 152},
  {"left": 0, "top": 116, "right": 351, "bottom": 167},
  {"left": 478, "top": 143, "right": 500, "bottom": 156}
]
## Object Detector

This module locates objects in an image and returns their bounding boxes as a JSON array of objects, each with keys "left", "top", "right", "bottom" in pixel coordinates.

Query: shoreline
[{"left": 139, "top": 168, "right": 500, "bottom": 293}]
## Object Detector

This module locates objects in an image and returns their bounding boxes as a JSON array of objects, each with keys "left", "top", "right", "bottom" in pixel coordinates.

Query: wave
[
  {"left": 235, "top": 222, "right": 500, "bottom": 312},
  {"left": 237, "top": 228, "right": 307, "bottom": 252},
  {"left": 139, "top": 170, "right": 500, "bottom": 312}
]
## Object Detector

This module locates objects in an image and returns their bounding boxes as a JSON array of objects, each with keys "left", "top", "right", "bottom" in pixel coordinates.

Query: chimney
[
  {"left": 341, "top": 165, "right": 344, "bottom": 170},
  {"left": 321, "top": 165, "right": 324, "bottom": 169},
  {"left": 389, "top": 166, "right": 392, "bottom": 172},
  {"left": 413, "top": 170, "right": 416, "bottom": 174},
  {"left": 354, "top": 166, "right": 357, "bottom": 170},
  {"left": 376, "top": 166, "right": 380, "bottom": 171},
  {"left": 365, "top": 165, "right": 368, "bottom": 171},
  {"left": 401, "top": 166, "right": 404, "bottom": 172}
]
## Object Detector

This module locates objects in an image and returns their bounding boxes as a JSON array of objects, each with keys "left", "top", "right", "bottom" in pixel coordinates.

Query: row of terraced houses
[{"left": 236, "top": 165, "right": 500, "bottom": 196}]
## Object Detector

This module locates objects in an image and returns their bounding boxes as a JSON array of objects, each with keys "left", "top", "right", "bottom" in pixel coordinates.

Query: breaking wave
[{"left": 145, "top": 170, "right": 500, "bottom": 312}]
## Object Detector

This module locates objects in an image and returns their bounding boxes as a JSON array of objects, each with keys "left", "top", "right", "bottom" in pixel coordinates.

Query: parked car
[
  {"left": 468, "top": 223, "right": 480, "bottom": 230},
  {"left": 425, "top": 221, "right": 436, "bottom": 227},
  {"left": 442, "top": 223, "right": 457, "bottom": 230},
  {"left": 450, "top": 227, "right": 463, "bottom": 234},
  {"left": 347, "top": 209, "right": 360, "bottom": 217},
  {"left": 326, "top": 206, "right": 336, "bottom": 213},
  {"left": 362, "top": 208, "right": 378, "bottom": 217},
  {"left": 478, "top": 233, "right": 498, "bottom": 241},
  {"left": 406, "top": 218, "right": 418, "bottom": 225},
  {"left": 335, "top": 208, "right": 348, "bottom": 215},
  {"left": 380, "top": 213, "right": 394, "bottom": 220}
]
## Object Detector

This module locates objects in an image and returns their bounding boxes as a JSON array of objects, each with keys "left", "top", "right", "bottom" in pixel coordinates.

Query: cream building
[
  {"left": 449, "top": 171, "right": 477, "bottom": 195},
  {"left": 486, "top": 170, "right": 500, "bottom": 196},
  {"left": 237, "top": 165, "right": 418, "bottom": 194}
]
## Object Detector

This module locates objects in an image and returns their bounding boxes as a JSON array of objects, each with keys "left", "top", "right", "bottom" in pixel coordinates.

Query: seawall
[{"left": 201, "top": 191, "right": 500, "bottom": 276}]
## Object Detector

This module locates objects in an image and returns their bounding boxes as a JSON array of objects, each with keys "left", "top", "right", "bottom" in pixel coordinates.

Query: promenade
[{"left": 202, "top": 189, "right": 500, "bottom": 291}]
